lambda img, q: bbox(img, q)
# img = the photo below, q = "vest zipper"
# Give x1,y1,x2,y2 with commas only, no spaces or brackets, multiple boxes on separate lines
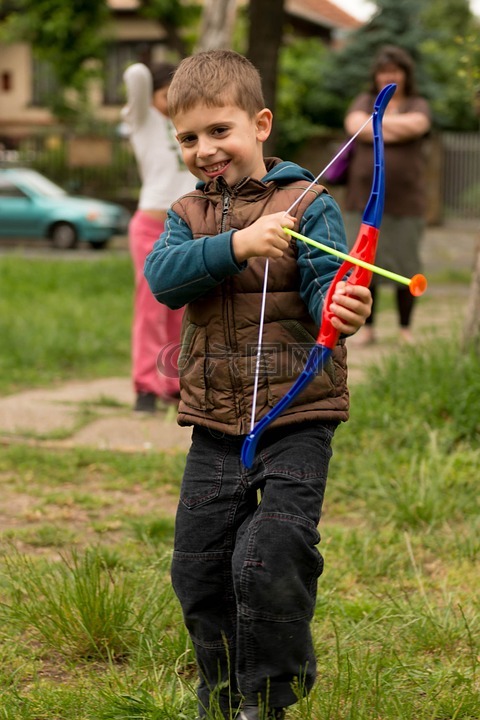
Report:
221,191,230,232
219,188,241,419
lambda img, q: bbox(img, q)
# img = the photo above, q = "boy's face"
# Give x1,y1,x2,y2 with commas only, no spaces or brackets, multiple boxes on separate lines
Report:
174,103,272,185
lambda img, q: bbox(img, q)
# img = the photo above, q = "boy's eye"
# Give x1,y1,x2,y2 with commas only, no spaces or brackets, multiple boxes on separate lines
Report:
212,126,229,136
179,135,196,146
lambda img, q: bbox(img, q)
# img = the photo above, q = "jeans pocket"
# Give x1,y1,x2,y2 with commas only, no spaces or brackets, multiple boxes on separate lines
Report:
179,427,225,509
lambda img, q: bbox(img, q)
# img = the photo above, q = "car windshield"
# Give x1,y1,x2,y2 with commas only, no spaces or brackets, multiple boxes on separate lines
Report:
17,171,67,198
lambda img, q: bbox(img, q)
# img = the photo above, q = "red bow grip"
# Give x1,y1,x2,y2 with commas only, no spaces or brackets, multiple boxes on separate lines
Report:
317,223,379,350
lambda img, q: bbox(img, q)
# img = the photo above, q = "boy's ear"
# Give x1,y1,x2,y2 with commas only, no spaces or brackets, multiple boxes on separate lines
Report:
255,108,273,142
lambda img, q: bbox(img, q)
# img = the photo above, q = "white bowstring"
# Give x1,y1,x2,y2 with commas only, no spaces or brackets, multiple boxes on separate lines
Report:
285,113,374,216
249,113,374,432
250,257,269,430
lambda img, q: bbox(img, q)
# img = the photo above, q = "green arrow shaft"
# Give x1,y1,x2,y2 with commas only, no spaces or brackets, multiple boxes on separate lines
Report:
285,227,411,287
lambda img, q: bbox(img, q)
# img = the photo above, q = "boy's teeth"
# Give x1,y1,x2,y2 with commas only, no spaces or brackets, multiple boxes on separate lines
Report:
207,162,226,172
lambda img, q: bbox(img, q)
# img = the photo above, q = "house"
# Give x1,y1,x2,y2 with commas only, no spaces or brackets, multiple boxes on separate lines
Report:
0,0,361,146
285,0,361,43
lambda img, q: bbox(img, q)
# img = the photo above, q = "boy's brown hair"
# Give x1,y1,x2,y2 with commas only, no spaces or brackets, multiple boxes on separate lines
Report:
168,50,266,119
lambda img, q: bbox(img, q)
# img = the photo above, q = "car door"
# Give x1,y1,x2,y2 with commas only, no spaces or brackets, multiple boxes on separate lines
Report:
0,177,43,237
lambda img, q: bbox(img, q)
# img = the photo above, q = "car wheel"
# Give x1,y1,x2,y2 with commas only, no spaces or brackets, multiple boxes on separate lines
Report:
51,222,78,250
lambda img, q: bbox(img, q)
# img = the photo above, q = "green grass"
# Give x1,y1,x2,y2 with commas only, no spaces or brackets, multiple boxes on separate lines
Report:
0,255,133,394
0,341,477,718
0,257,478,718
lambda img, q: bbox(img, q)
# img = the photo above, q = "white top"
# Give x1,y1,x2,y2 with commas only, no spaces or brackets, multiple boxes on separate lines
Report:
122,63,196,211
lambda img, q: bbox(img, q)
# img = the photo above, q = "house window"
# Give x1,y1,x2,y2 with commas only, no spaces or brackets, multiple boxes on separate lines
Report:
31,42,168,107
104,41,159,105
1,72,12,91
31,57,60,107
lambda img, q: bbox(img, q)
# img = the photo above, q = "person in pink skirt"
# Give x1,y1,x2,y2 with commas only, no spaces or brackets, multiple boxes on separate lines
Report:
123,61,196,412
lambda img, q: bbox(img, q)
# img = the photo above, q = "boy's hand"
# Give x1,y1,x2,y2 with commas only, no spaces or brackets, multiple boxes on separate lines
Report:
328,281,372,336
232,212,296,263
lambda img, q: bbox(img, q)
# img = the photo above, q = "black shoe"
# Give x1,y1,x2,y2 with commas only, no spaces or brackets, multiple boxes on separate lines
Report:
134,392,157,413
239,707,285,720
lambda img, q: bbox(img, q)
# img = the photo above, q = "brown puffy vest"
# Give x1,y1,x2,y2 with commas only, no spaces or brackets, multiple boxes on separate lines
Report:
171,164,349,435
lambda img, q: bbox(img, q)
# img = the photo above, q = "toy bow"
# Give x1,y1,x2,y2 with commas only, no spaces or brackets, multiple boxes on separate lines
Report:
241,83,397,469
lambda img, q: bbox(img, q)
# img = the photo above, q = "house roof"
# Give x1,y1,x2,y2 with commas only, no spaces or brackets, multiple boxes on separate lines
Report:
107,0,362,31
287,0,362,30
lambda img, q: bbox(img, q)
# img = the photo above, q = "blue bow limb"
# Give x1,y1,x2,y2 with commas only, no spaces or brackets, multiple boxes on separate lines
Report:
241,83,397,469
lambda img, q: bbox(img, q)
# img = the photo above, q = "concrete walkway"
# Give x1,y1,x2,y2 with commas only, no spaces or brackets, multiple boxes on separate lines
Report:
0,221,476,453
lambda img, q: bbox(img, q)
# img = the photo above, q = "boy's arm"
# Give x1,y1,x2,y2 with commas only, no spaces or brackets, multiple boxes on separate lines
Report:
296,193,372,333
296,193,349,324
144,209,246,309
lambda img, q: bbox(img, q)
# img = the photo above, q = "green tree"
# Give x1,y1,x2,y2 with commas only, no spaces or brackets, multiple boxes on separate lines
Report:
420,1,480,129
274,0,480,153
327,0,480,130
276,38,337,156
331,0,426,98
421,0,471,35
275,0,429,151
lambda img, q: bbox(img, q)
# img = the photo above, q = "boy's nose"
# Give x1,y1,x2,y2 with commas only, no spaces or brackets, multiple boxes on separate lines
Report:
197,136,216,158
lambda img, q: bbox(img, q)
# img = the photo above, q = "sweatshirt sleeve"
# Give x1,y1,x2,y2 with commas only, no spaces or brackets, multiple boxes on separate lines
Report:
144,209,246,309
296,192,348,326
122,63,151,130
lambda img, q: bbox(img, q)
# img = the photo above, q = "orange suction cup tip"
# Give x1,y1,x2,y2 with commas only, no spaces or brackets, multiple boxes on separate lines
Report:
409,274,427,296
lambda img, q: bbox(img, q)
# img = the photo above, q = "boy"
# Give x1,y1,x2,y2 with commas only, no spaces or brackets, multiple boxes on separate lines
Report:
144,51,372,720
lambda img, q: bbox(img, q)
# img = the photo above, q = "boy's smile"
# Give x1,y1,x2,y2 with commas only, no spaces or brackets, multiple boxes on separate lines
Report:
174,103,272,186
202,159,230,178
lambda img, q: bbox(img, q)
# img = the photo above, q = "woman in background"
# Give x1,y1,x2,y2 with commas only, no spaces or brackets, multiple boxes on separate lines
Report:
123,61,195,412
344,45,431,345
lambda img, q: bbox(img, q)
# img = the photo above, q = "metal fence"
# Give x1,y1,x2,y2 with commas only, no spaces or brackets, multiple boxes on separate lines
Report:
442,132,480,220
3,130,480,221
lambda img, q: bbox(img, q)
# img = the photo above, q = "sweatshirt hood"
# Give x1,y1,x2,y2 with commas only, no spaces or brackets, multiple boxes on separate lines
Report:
195,158,316,193
262,157,316,185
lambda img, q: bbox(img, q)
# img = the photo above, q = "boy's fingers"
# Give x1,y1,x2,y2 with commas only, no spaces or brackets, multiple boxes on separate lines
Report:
331,294,367,313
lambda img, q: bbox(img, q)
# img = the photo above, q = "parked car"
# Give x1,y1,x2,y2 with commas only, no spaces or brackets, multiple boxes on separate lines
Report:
0,167,130,249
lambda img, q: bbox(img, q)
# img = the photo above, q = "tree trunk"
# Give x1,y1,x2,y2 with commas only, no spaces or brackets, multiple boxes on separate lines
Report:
246,0,286,153
197,0,238,51
462,238,480,354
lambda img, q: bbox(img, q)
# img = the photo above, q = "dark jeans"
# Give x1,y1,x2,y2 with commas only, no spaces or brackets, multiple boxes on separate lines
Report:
171,421,337,718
